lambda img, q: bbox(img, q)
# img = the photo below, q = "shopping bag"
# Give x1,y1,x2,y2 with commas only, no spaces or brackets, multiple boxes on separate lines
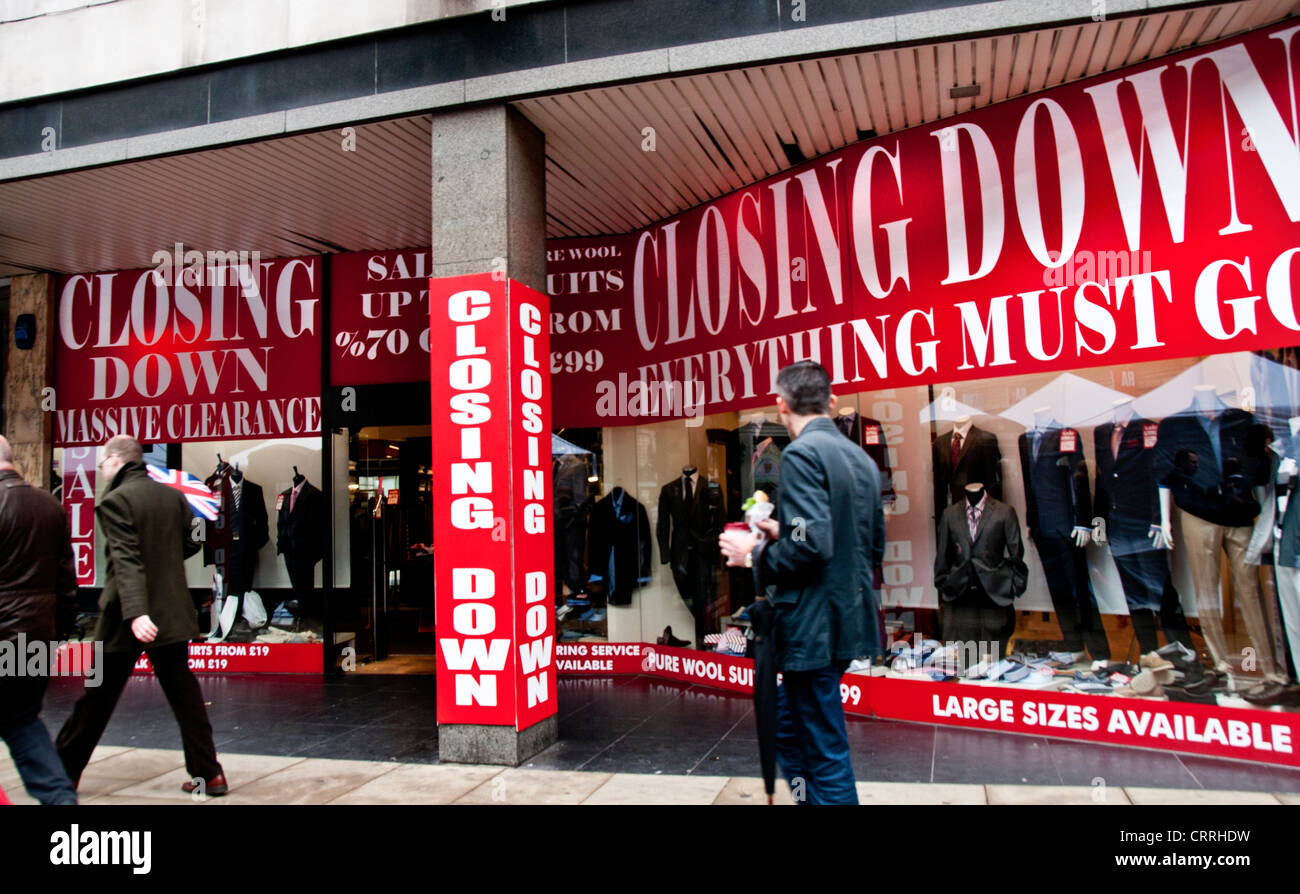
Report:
242,591,267,629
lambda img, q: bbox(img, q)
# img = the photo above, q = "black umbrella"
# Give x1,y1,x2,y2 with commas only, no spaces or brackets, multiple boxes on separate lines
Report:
748,542,778,804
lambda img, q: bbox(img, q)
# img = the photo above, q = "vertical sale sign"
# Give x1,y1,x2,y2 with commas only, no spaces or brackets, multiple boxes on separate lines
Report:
61,447,98,586
429,275,555,731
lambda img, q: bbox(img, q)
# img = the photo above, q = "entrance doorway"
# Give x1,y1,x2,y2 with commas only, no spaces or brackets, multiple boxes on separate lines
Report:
343,425,436,672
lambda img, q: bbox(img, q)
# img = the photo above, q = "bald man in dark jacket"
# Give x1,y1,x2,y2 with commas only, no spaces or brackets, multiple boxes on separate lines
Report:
0,435,79,804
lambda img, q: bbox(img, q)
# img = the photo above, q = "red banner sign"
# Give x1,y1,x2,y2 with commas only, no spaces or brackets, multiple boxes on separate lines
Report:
869,677,1299,768
329,249,431,386
556,642,646,673
430,275,556,730
550,23,1300,426
554,642,1298,767
53,255,322,446
130,642,323,674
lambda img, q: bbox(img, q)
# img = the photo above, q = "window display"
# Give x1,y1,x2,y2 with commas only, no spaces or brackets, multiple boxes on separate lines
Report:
181,438,333,647
568,350,1300,712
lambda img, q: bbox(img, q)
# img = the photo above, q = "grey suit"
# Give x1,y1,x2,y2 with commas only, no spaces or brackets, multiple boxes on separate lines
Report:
935,496,1027,660
935,496,1028,606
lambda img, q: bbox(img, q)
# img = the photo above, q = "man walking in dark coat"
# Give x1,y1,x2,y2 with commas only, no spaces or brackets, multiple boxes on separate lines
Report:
56,436,228,796
0,435,79,804
719,362,883,805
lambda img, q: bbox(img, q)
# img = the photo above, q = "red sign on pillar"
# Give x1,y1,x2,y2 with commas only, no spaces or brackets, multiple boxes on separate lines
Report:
429,274,556,730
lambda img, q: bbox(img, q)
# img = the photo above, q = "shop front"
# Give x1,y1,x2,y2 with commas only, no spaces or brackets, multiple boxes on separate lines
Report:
539,21,1300,769
43,20,1300,768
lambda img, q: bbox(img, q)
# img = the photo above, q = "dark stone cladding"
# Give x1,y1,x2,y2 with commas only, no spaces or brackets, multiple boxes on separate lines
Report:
0,0,992,159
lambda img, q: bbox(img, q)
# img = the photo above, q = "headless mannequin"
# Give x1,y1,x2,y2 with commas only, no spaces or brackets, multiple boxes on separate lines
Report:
1156,386,1219,547
951,482,1010,664
1104,397,1192,652
1029,407,1091,548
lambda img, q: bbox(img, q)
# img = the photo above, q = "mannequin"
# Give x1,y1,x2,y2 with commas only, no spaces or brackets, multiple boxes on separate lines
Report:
1019,407,1110,660
935,482,1027,667
276,467,326,621
589,484,651,606
1094,397,1192,654
1154,385,1283,683
658,464,724,647
834,406,895,506
932,415,1002,529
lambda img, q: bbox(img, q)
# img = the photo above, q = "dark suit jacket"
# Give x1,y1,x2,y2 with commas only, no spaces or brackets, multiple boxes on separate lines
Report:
93,462,203,653
203,478,269,591
934,496,1028,607
589,489,652,605
1153,405,1266,527
1018,424,1091,539
1094,418,1161,526
755,417,884,671
656,475,724,570
0,468,78,644
933,426,1002,525
834,411,894,498
276,481,326,564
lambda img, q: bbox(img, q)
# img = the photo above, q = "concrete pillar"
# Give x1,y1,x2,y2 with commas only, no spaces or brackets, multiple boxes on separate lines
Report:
4,273,55,486
431,105,557,765
432,105,546,290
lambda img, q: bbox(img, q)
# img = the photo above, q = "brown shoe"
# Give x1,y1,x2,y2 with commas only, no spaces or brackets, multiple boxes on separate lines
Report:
181,773,229,796
1243,681,1300,707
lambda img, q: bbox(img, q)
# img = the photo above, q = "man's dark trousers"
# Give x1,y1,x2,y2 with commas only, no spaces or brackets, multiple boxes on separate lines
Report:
56,642,222,784
0,676,77,804
775,660,857,805
1034,533,1110,659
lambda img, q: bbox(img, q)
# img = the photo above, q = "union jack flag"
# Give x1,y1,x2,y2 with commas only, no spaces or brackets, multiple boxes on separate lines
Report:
146,465,220,520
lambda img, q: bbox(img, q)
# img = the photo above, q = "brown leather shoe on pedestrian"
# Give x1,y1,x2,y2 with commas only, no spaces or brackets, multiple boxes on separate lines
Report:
181,773,229,796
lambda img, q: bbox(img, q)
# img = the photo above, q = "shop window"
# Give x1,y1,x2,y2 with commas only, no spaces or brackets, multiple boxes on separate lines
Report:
563,347,1300,711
